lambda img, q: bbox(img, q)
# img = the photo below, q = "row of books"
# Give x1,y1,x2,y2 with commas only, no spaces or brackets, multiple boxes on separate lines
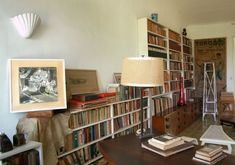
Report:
114,110,147,131
183,45,192,54
58,143,100,165
3,149,39,165
147,20,166,37
170,61,182,70
183,55,193,63
170,81,180,91
184,72,193,80
164,83,170,93
169,30,181,43
183,37,192,47
170,71,181,81
186,89,195,101
141,134,194,157
184,63,194,70
148,34,167,48
192,144,226,164
69,106,111,128
119,86,143,100
152,97,172,116
172,92,180,107
169,40,181,52
170,52,181,61
148,49,167,58
64,121,111,152
113,99,142,116
184,79,194,88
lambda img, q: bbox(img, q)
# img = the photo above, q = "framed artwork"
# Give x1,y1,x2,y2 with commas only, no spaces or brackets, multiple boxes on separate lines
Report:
194,38,226,97
9,59,67,113
113,73,121,84
65,69,99,99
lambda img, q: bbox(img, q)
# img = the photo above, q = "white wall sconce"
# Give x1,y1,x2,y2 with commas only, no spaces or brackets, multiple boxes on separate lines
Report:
11,13,41,38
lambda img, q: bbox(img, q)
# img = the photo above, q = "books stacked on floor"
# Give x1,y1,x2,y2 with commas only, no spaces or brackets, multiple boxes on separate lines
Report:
141,134,194,157
192,144,227,164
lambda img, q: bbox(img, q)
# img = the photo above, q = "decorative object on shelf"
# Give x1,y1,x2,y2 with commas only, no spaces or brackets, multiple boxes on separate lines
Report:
11,13,41,38
0,132,13,153
177,77,186,106
182,28,187,36
151,13,158,22
9,59,67,113
13,133,26,147
121,57,164,139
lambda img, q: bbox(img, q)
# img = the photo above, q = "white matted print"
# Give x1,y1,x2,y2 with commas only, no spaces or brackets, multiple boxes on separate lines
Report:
9,59,67,112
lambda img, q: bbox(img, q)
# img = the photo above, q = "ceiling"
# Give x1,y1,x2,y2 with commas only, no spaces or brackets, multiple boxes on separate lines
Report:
168,0,235,25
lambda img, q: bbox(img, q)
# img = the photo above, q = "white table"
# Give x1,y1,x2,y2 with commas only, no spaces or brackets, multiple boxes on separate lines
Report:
200,125,235,154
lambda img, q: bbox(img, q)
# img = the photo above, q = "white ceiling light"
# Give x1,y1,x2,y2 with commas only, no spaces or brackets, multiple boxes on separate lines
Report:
11,13,41,38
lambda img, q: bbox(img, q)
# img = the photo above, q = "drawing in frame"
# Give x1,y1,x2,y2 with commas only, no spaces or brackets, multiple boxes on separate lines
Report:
9,59,67,113
113,73,121,84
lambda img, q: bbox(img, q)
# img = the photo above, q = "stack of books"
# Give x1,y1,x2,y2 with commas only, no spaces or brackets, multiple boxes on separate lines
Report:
141,134,194,157
192,144,227,164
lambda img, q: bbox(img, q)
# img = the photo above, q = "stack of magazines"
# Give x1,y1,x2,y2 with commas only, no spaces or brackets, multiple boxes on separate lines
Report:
192,144,227,164
141,134,194,157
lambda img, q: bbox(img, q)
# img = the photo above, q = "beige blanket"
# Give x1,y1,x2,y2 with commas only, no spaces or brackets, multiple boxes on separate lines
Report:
16,112,72,165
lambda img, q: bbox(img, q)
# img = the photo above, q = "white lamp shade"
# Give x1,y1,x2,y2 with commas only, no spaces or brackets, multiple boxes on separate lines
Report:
121,57,164,87
11,13,41,38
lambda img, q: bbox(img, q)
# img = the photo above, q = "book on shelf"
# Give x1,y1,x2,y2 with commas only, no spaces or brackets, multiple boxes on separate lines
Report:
141,141,194,157
148,138,184,150
192,153,227,165
151,134,182,145
196,144,223,157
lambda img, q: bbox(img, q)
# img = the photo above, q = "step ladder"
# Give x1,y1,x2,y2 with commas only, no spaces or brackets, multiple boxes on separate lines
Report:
202,62,218,121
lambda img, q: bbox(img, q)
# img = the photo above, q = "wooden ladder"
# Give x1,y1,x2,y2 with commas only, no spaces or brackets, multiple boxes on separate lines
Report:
202,62,218,121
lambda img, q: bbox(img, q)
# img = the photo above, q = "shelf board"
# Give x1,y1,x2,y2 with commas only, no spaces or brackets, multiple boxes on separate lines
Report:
84,155,103,165
0,141,41,160
148,30,166,39
169,49,181,53
169,59,182,63
169,38,181,44
148,43,167,50
183,44,192,48
183,52,192,56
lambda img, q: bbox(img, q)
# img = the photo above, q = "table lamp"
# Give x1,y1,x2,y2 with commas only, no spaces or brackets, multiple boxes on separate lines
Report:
121,57,164,139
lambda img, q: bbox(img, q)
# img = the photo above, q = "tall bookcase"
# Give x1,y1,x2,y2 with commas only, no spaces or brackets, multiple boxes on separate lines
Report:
137,17,199,136
137,17,195,100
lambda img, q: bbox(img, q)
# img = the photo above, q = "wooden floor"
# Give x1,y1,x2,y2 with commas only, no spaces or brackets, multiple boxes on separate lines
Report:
179,116,235,156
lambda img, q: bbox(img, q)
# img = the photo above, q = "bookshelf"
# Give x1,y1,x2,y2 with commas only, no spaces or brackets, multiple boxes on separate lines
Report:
0,141,43,165
137,17,195,101
58,92,150,165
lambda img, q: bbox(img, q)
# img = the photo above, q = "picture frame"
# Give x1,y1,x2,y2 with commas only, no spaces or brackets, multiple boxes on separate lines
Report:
65,69,99,99
113,73,121,84
9,59,67,113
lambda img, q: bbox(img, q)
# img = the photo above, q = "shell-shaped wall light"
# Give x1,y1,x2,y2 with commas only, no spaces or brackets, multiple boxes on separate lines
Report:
11,13,41,38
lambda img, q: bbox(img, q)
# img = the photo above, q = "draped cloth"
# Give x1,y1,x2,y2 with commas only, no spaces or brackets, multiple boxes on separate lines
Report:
16,112,72,165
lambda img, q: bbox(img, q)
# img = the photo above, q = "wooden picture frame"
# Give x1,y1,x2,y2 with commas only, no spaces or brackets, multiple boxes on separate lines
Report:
113,73,121,84
65,69,99,99
9,59,67,113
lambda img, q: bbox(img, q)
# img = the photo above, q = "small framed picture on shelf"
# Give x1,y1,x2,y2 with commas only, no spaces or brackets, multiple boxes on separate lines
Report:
113,73,121,84
9,59,67,113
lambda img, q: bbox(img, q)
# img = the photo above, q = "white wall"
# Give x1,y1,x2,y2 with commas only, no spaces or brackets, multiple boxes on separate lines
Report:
0,0,184,139
187,22,235,93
